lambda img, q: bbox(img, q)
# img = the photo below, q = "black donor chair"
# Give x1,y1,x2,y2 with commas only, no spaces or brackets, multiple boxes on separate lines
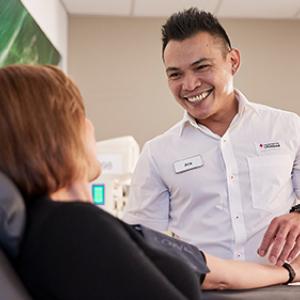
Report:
0,172,32,299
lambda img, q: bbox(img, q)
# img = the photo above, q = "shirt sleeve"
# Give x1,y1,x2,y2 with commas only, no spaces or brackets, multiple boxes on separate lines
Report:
292,114,300,199
122,142,170,231
21,203,193,300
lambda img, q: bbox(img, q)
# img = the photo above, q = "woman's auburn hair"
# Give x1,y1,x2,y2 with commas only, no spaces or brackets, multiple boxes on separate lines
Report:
0,64,87,199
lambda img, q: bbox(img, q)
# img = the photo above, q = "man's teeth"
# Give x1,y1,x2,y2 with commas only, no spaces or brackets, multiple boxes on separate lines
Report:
186,91,210,103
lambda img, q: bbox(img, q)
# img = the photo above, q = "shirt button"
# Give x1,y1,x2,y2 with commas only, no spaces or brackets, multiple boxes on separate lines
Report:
230,175,234,180
235,215,239,219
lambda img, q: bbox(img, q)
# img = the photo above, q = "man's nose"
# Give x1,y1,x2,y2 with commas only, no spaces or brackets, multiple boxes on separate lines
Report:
182,73,201,91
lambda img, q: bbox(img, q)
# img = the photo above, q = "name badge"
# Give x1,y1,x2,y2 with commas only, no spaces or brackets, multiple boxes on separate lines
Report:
256,141,281,154
174,155,204,174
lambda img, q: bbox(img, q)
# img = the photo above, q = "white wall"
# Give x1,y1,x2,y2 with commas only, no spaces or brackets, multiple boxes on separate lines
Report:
21,0,69,70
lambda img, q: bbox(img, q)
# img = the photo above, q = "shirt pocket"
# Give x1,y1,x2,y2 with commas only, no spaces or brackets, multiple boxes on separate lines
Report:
247,154,293,211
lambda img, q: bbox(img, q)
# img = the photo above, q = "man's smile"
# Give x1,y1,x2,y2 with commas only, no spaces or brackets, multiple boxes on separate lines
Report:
183,88,213,104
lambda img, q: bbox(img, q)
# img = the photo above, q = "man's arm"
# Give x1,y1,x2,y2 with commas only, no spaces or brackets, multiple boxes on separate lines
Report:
258,114,300,266
122,142,170,231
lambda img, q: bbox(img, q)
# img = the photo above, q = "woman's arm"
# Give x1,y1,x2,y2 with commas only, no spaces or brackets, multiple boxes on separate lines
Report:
203,253,300,290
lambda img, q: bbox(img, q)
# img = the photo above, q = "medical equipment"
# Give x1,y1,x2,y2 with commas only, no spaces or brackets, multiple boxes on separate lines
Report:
90,136,140,218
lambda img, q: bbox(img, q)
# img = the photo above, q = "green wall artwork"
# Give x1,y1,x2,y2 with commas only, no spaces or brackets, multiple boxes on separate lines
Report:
0,0,61,67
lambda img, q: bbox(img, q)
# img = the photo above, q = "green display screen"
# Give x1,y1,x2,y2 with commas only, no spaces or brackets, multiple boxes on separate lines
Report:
92,184,105,205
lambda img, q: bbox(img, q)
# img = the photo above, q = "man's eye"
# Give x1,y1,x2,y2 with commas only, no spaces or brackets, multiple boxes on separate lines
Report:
196,65,210,71
168,73,181,79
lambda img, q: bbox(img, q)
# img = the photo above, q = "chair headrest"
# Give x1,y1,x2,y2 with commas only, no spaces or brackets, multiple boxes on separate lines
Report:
0,172,25,257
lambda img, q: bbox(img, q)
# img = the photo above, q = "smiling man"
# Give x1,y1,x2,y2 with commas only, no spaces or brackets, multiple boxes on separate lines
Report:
164,30,239,137
123,8,300,266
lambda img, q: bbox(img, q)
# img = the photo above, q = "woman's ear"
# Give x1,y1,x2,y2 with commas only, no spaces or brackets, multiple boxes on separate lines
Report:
229,48,241,75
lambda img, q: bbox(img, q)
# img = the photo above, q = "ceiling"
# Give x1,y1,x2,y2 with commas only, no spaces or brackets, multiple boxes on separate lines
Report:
61,0,300,19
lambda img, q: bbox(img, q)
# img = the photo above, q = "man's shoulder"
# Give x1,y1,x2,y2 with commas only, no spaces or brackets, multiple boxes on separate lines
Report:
250,102,299,120
145,120,183,147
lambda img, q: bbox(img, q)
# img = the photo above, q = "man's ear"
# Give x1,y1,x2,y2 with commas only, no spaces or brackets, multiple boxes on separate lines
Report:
229,48,241,75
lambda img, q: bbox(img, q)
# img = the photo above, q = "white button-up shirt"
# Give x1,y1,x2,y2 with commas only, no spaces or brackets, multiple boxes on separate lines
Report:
123,90,300,263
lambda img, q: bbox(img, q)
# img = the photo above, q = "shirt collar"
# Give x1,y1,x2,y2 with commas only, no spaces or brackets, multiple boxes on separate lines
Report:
235,89,259,116
178,89,259,136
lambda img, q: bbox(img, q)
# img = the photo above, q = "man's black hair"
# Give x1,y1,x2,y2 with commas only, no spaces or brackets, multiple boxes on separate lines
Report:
161,8,232,55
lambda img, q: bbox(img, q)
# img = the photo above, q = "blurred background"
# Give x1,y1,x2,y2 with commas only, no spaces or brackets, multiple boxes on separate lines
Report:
17,0,300,147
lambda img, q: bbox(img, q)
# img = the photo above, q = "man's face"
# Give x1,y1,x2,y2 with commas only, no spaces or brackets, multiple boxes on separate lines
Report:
163,32,240,124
